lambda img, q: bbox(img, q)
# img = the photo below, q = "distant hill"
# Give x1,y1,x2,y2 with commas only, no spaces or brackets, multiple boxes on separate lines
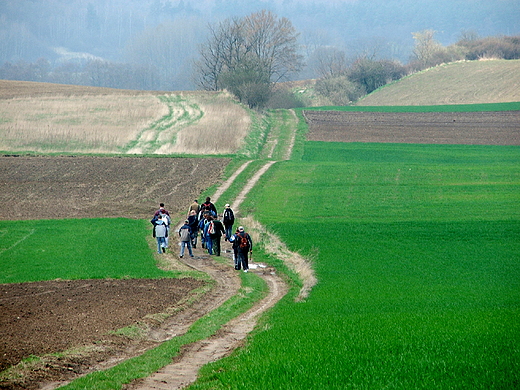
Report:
356,60,520,106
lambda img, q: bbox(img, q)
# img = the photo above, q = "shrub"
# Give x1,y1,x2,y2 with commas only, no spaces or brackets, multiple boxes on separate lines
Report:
456,35,520,60
348,58,407,94
315,75,365,105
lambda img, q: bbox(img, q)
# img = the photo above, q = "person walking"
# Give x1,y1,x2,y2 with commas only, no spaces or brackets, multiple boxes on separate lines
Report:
236,226,252,272
187,210,199,248
230,228,241,270
154,203,170,249
209,215,226,256
203,215,214,255
154,203,170,217
222,204,235,241
188,200,200,216
151,214,168,254
201,197,217,216
178,220,194,258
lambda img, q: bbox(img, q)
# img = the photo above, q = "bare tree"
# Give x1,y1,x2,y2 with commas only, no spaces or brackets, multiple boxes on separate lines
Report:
411,29,444,68
313,47,349,78
194,10,303,108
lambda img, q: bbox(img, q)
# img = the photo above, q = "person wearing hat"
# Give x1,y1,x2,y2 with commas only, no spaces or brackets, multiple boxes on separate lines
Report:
235,226,252,272
222,203,235,241
178,220,194,258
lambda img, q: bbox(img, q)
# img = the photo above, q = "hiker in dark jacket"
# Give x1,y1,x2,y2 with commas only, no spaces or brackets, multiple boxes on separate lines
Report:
201,196,217,216
187,210,199,248
209,216,226,256
222,204,235,241
235,226,253,272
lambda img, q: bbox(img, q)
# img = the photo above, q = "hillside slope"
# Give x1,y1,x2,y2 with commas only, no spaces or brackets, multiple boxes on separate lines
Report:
356,60,520,106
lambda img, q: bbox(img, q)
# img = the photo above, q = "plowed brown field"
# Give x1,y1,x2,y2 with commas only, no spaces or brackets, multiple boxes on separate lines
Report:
304,110,520,145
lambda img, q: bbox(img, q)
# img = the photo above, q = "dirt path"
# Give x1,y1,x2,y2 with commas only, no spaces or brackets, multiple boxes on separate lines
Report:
126,159,287,390
232,161,276,211
123,109,308,390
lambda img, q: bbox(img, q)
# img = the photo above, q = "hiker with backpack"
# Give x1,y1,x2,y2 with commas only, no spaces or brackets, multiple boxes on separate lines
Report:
153,203,170,249
201,197,217,217
151,214,168,254
235,226,253,272
230,228,240,270
208,215,226,256
222,204,235,241
178,220,194,258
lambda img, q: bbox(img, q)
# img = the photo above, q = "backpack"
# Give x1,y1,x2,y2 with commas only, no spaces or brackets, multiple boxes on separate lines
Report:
180,227,190,241
208,221,215,235
224,208,234,224
160,213,170,226
239,233,249,249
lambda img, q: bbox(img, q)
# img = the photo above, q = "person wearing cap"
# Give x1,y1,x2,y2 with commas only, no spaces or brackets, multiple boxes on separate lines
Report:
236,226,252,272
178,220,194,258
222,203,235,241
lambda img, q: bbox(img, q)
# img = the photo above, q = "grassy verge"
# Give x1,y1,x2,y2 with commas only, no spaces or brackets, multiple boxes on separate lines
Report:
212,160,269,213
188,142,520,389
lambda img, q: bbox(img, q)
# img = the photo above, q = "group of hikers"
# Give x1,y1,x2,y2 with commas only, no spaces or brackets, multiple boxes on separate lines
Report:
150,198,253,272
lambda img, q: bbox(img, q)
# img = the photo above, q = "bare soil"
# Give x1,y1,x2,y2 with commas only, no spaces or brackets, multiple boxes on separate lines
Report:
0,155,228,221
303,110,520,145
0,278,205,374
0,155,230,389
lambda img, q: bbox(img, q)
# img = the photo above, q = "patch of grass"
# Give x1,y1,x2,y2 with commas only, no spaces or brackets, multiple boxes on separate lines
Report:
189,142,520,389
212,160,268,213
356,59,520,106
301,101,520,112
0,218,181,283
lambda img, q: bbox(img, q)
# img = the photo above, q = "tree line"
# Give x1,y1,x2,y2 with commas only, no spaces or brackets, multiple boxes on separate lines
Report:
1,9,518,108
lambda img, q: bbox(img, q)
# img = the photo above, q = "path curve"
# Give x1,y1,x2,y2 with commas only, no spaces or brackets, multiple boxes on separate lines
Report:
127,160,287,390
